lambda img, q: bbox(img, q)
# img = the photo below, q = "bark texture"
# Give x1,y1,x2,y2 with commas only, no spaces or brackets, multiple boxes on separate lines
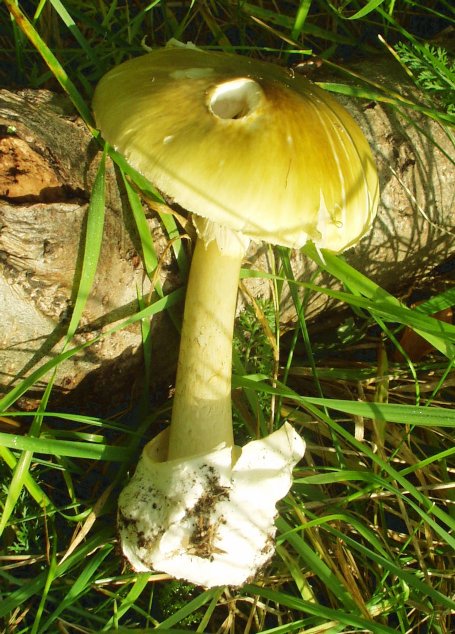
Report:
0,60,453,412
0,89,178,411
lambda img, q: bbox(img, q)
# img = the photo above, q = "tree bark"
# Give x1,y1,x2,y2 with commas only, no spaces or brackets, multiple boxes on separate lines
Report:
0,89,179,412
0,60,453,412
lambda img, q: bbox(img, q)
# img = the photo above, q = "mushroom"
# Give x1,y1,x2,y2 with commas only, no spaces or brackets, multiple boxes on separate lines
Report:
93,47,379,588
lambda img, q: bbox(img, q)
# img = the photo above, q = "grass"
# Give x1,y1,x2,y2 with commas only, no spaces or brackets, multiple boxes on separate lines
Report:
1,1,454,632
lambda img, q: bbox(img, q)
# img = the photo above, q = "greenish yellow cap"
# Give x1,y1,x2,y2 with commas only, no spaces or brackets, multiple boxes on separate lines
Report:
93,47,378,252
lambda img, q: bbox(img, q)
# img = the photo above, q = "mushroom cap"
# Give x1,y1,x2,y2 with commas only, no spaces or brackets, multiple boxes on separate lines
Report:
93,47,378,251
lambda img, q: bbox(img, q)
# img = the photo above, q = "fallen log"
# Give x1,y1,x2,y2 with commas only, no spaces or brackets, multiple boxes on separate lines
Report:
0,59,453,412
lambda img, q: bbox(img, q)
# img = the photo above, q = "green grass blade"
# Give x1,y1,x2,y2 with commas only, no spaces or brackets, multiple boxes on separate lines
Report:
31,524,58,634
0,432,130,461
156,588,221,630
276,517,358,611
0,445,49,536
280,510,389,558
40,545,113,632
64,147,106,346
290,0,312,41
233,376,455,426
0,529,112,618
346,0,386,20
327,524,455,611
46,0,101,71
122,174,162,291
3,0,93,123
300,397,455,427
416,286,455,314
108,148,189,278
304,244,455,357
101,572,154,631
0,446,51,509
243,583,399,633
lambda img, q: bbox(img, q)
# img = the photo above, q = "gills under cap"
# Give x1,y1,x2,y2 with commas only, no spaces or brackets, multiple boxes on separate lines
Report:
93,47,379,252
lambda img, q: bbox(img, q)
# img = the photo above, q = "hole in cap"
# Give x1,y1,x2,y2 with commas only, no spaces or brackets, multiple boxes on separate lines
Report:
209,78,263,120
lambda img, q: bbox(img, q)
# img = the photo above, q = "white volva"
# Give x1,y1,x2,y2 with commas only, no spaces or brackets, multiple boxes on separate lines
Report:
118,423,305,588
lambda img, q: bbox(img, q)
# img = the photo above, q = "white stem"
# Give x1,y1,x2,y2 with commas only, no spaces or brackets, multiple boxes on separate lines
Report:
167,236,244,460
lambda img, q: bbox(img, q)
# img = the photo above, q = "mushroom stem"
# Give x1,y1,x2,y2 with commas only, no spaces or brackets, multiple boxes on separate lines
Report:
167,235,246,460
